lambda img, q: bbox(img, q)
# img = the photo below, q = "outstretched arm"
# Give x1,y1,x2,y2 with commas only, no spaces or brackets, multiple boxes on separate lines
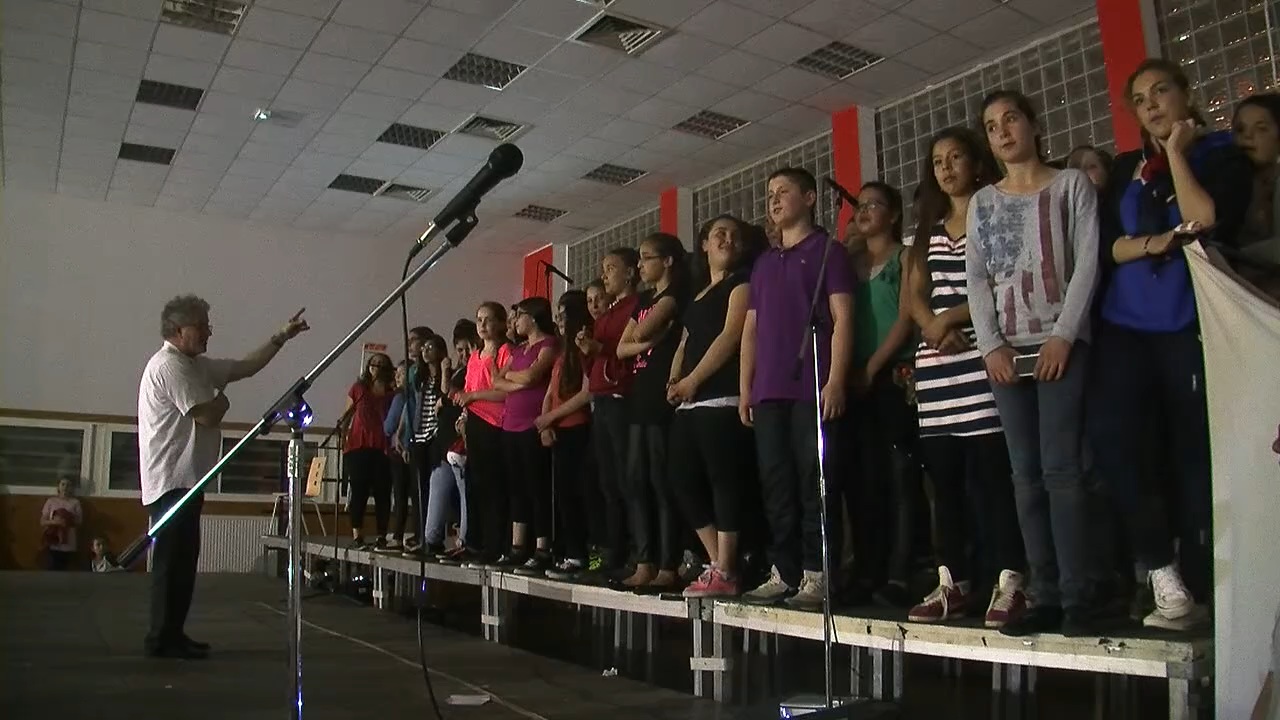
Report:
226,309,311,384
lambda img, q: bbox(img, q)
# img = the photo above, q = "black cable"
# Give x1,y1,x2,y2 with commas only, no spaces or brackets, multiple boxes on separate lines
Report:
400,247,445,720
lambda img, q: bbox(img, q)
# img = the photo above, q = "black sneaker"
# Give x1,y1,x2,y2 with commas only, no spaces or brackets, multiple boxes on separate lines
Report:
490,550,527,571
999,605,1064,637
545,558,585,581
873,582,912,609
1061,606,1098,638
376,539,402,554
513,551,552,577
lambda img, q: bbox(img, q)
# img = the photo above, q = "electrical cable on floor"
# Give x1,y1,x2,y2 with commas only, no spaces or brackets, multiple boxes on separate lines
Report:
400,248,445,720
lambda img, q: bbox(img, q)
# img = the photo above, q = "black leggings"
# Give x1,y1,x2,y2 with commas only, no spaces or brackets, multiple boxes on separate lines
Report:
591,397,630,569
502,428,552,539
345,448,390,538
848,370,922,587
921,432,1025,589
552,423,592,560
626,423,680,570
668,406,752,533
465,414,508,557
390,452,414,540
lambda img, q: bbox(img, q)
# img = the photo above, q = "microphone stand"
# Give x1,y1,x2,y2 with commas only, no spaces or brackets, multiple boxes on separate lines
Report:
116,213,473,720
792,232,837,713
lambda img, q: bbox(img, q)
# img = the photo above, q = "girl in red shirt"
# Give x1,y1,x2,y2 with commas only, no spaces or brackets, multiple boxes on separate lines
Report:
343,352,395,550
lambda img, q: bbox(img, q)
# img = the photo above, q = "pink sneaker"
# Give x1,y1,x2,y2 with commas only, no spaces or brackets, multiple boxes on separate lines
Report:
984,569,1028,629
908,566,970,623
683,568,739,598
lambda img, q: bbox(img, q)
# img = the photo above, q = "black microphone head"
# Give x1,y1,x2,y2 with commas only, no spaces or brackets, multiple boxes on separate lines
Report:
490,143,524,179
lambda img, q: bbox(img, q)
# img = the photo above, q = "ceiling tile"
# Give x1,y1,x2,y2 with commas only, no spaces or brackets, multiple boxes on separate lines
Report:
681,3,776,46
190,113,256,140
534,41,627,81
74,40,148,76
269,182,328,205
4,143,59,167
236,7,326,50
535,154,599,177
198,90,265,118
181,132,240,158
249,207,303,224
503,0,599,37
805,80,878,110
612,146,679,172
697,49,785,87
144,54,219,88
755,66,834,102
719,121,795,151
106,188,162,206
165,167,223,188
249,122,321,149
203,202,254,219
788,0,887,37
642,33,730,72
289,152,356,175
310,23,398,63
70,67,139,99
898,0,999,31
727,0,813,17
712,90,788,121
82,0,165,20
599,60,684,96
277,166,337,186
1005,0,1093,24
154,193,206,210
760,102,830,131
211,67,289,99
238,140,305,164
223,39,305,75
308,132,374,156
293,52,372,88
67,92,134,123
3,105,62,131
399,102,474,132
61,136,121,160
473,24,560,66
640,129,712,156
419,79,499,112
2,29,75,66
380,39,464,76
590,117,666,146
226,157,289,181
359,142,425,166
275,79,354,112
624,96,699,127
430,0,518,19
60,182,109,200
846,12,936,56
742,21,829,64
537,106,614,137
607,0,712,27
658,75,738,107
3,163,57,191
331,0,424,34
562,83,651,116
131,103,197,131
503,69,583,105
896,33,983,74
4,0,78,36
403,8,495,51
563,136,632,162
951,6,1041,49
843,58,929,96
255,0,341,19
394,167,458,188
77,9,156,49
65,115,127,141
431,133,498,161
321,112,388,138
482,93,556,124
151,24,233,62
217,174,277,196
356,66,436,99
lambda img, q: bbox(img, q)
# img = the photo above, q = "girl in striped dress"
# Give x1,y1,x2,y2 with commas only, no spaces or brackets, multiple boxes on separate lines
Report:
904,127,1027,628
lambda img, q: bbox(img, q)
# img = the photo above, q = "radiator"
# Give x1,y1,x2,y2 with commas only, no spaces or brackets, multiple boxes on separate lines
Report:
197,515,271,573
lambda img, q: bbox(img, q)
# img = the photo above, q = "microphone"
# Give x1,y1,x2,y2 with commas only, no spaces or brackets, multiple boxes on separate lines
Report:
823,176,859,209
539,259,574,285
415,143,524,250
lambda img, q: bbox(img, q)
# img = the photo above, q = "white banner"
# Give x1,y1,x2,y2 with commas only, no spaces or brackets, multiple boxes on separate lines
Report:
1185,244,1280,719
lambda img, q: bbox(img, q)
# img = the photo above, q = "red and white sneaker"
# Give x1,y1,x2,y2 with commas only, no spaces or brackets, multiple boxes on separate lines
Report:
908,566,970,623
683,567,740,598
984,569,1027,629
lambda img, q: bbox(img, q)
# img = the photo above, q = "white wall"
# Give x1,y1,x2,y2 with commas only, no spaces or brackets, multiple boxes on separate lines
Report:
0,189,519,424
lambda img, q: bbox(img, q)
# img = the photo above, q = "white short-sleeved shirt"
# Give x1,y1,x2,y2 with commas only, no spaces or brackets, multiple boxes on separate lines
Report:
138,342,236,506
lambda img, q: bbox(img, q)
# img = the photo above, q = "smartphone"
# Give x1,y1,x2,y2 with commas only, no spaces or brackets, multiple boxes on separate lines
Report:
1013,353,1038,378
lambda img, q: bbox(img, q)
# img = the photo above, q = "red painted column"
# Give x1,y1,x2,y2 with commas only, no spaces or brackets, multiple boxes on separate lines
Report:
830,106,862,242
1097,0,1148,152
522,244,553,298
659,187,679,235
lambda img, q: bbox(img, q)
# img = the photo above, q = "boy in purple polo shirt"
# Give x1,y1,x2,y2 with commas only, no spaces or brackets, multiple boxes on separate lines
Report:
739,167,855,609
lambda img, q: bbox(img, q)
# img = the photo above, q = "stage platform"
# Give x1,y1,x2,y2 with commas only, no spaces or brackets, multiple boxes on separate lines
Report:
1,570,761,720
263,535,1214,719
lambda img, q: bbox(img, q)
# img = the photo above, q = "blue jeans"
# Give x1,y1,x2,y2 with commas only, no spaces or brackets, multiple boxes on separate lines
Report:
989,342,1090,609
424,461,466,546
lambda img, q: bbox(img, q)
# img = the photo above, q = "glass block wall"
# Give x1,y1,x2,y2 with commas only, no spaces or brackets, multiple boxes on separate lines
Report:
692,134,837,233
875,20,1112,225
565,206,661,288
1157,0,1279,128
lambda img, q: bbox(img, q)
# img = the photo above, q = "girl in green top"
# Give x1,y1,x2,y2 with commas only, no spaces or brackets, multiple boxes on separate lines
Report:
845,180,923,608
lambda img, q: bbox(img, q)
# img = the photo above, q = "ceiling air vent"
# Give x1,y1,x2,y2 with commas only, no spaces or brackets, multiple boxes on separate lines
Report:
574,14,666,57
377,183,432,203
118,142,176,165
161,0,249,36
583,162,647,186
794,41,884,81
515,205,569,223
442,53,527,91
137,79,204,111
328,174,384,194
378,123,446,151
673,110,750,140
457,115,526,142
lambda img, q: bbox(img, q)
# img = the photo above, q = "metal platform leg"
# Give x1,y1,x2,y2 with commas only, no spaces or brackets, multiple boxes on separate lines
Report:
871,648,885,700
892,645,904,700
1168,677,1196,720
480,580,503,643
992,663,1006,694
850,646,863,698
711,619,727,702
372,566,386,610
692,616,705,698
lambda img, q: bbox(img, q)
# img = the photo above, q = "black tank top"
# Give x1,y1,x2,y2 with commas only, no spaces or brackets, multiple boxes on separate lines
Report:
680,272,748,402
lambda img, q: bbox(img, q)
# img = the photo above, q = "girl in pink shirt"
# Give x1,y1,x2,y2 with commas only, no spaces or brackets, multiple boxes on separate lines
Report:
456,302,513,565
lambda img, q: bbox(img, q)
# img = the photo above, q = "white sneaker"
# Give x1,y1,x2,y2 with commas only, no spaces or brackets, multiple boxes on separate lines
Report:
741,565,794,605
1146,564,1194,622
784,570,826,610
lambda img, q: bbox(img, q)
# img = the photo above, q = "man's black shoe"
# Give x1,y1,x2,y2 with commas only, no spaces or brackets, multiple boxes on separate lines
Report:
999,605,1064,637
182,635,211,652
147,643,209,660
